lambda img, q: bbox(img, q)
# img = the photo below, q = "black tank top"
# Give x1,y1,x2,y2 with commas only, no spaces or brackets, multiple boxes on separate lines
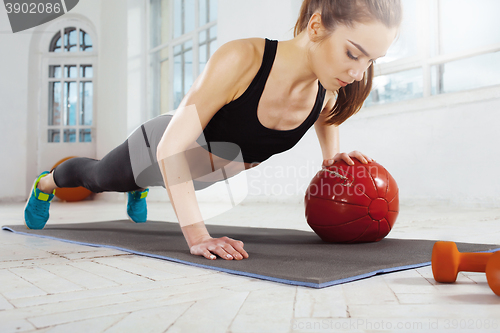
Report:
199,38,326,164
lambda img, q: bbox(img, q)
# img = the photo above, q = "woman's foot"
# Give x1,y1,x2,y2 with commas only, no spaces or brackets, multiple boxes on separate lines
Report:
24,172,55,229
127,188,149,223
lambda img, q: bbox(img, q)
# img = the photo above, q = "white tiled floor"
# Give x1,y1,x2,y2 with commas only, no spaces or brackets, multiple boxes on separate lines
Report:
1,197,500,333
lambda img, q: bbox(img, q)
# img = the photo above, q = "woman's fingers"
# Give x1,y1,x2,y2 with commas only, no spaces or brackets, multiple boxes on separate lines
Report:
334,152,354,165
348,151,374,164
201,249,217,260
326,151,374,167
322,159,334,167
193,237,249,260
352,151,368,164
218,240,248,260
229,239,249,259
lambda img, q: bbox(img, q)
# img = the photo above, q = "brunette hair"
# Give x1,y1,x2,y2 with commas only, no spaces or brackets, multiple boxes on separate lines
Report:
294,0,403,125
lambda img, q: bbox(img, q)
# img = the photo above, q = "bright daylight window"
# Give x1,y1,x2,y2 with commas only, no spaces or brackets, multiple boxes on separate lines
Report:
149,0,218,116
47,27,94,143
365,0,500,107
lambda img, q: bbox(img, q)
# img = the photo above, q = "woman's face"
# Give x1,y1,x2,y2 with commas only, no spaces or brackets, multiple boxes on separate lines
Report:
309,19,398,91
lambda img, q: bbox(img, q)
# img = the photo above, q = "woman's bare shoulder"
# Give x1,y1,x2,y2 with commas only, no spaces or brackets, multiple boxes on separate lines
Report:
219,38,265,60
203,38,266,103
210,39,264,70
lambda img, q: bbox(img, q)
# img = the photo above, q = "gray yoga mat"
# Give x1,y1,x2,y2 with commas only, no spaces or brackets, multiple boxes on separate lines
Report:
3,221,499,288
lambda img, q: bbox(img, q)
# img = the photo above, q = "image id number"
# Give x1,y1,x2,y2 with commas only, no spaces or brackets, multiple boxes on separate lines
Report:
5,2,62,14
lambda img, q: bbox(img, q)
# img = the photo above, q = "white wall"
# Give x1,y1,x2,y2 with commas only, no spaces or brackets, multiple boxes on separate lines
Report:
0,7,31,202
96,0,128,157
0,0,130,201
342,88,500,207
127,0,148,136
218,0,301,46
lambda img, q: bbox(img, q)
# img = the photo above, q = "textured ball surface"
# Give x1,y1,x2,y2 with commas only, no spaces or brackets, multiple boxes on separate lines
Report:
304,160,399,243
52,156,92,202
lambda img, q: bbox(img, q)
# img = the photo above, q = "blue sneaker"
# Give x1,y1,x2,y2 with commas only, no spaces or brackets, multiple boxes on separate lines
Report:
24,172,55,230
127,188,149,223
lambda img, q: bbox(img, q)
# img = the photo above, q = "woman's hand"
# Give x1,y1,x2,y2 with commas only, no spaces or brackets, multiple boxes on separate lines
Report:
323,151,374,167
189,236,249,260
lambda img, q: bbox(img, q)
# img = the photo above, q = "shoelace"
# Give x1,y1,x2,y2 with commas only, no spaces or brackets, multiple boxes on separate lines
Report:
33,196,49,217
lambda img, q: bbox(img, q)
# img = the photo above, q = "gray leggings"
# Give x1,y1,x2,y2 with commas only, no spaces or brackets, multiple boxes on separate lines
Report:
53,115,220,192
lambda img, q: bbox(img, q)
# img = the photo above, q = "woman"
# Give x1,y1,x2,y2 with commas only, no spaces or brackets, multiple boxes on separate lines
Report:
25,0,402,261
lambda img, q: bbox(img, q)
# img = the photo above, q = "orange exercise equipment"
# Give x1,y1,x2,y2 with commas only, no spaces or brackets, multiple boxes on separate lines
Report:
432,241,492,283
51,156,92,202
432,241,500,296
486,251,500,296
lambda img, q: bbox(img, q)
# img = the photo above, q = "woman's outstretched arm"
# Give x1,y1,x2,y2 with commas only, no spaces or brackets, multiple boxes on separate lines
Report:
157,40,261,260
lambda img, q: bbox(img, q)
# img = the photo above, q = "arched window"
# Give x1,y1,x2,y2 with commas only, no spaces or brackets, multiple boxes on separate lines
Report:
46,26,95,143
49,27,93,53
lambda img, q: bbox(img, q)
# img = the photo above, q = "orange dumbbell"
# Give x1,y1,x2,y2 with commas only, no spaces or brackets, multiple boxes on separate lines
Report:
486,251,500,296
432,241,493,283
432,241,500,296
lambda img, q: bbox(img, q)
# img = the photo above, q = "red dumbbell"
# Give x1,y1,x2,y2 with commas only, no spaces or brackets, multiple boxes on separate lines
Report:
432,241,500,296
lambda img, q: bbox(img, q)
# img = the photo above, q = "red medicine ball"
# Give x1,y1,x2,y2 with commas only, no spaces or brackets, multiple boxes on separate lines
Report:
304,160,399,243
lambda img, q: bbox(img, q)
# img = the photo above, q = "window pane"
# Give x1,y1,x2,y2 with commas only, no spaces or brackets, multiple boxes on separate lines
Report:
49,65,61,78
80,29,93,52
65,65,77,78
64,129,76,143
150,51,161,117
184,0,195,34
199,43,207,74
160,58,170,115
432,52,500,95
184,41,193,96
199,0,208,26
209,25,217,40
209,0,217,22
377,0,418,64
49,82,61,126
48,130,60,143
209,25,217,54
80,65,93,78
199,29,207,44
64,82,77,126
80,81,93,126
209,39,217,57
150,0,170,48
439,0,500,55
79,129,92,142
173,45,183,108
150,48,170,117
174,0,182,38
49,31,62,52
174,0,195,38
199,27,217,76
199,0,216,26
365,68,423,106
173,40,193,109
64,27,77,52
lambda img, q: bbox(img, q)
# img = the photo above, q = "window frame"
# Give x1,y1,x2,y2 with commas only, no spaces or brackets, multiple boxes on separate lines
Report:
147,0,218,116
42,25,98,145
366,0,500,113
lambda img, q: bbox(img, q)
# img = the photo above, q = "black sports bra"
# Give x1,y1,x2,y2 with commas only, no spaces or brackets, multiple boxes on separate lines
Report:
198,38,326,164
